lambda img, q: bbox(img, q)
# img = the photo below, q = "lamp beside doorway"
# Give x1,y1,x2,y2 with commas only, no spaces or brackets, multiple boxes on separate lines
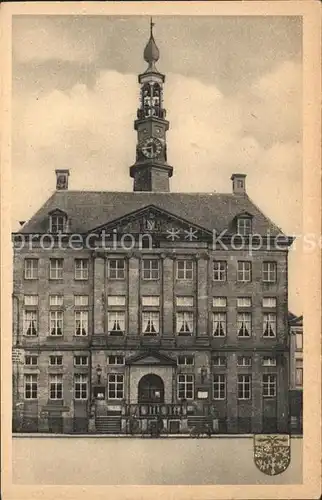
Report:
200,366,208,384
96,364,102,385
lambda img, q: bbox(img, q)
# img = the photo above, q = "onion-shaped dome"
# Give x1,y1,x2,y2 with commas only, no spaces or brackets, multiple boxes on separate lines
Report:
144,33,160,65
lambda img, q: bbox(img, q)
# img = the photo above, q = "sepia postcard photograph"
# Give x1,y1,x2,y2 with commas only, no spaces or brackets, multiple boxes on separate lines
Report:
1,2,321,500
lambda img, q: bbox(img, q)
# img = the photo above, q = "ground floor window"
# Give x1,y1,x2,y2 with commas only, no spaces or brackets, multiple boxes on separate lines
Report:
213,374,226,400
177,374,194,400
49,374,63,400
24,374,38,399
237,374,251,399
107,374,124,399
262,374,277,397
74,374,88,400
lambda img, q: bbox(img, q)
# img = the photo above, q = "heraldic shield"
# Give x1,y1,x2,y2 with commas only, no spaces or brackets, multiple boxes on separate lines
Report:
254,434,291,475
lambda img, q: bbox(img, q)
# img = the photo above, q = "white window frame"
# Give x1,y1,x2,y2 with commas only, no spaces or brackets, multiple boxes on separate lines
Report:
176,296,194,307
213,356,226,367
212,312,227,337
107,259,126,280
262,356,276,366
176,260,193,280
74,355,88,366
237,374,251,400
296,333,303,350
213,261,227,281
176,311,194,335
74,259,89,280
177,374,194,400
212,297,227,307
237,261,252,282
74,374,88,400
177,355,194,366
237,217,252,236
107,355,125,365
295,361,303,386
108,311,126,335
23,310,38,336
237,297,252,308
142,296,160,307
74,295,89,307
262,297,277,308
107,296,126,307
49,355,63,366
24,259,38,280
262,374,277,397
237,356,252,367
24,295,38,306
24,374,38,399
213,374,226,400
142,311,160,335
107,374,124,400
49,374,63,400
49,311,63,336
237,312,252,337
142,259,160,280
50,258,64,280
49,294,64,307
263,262,277,283
75,310,88,336
50,214,66,233
263,313,277,337
24,354,38,366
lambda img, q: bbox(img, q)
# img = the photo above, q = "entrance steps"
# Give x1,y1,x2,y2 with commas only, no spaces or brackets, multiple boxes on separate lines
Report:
95,416,121,434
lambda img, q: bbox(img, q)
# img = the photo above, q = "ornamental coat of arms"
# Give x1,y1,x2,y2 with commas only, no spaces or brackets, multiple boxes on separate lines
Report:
254,434,291,475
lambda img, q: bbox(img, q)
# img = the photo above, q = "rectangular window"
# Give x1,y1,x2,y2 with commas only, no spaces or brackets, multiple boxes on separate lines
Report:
262,356,276,366
296,333,303,350
74,374,88,400
74,259,89,280
107,296,126,307
49,355,63,366
262,297,277,308
212,312,226,337
237,218,252,236
24,374,37,399
49,311,63,336
295,360,303,386
237,261,252,282
107,374,124,399
74,355,88,366
213,261,227,281
50,258,64,280
50,215,66,233
24,295,38,306
75,311,88,336
212,297,227,307
263,374,277,397
24,259,38,280
49,374,63,400
263,262,277,283
237,312,251,337
142,259,159,280
74,295,89,307
213,374,226,400
176,312,194,335
176,260,193,280
24,355,38,366
177,355,194,366
263,313,276,337
237,356,252,367
108,259,125,280
237,374,251,400
237,297,252,308
23,310,38,336
142,311,160,335
176,296,194,307
49,294,63,307
108,311,125,335
107,355,125,365
142,296,160,307
177,374,194,400
213,356,226,367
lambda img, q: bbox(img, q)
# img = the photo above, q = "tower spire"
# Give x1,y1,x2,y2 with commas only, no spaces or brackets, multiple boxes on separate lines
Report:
129,20,173,192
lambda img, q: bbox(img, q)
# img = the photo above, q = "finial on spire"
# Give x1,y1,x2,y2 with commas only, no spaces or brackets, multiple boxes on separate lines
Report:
144,17,160,69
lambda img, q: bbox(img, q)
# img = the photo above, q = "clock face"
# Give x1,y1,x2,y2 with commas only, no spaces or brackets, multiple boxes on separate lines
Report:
140,137,162,159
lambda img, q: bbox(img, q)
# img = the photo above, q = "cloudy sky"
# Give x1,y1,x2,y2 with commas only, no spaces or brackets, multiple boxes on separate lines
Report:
12,15,302,313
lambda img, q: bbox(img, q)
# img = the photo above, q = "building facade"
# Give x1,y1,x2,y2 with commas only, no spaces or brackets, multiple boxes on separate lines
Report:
12,25,293,435
289,313,303,433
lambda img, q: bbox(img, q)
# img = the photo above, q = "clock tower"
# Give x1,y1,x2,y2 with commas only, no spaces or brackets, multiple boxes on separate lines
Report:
130,20,173,192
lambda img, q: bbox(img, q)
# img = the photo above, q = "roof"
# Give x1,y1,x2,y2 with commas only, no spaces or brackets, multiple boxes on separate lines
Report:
18,190,284,236
288,313,303,327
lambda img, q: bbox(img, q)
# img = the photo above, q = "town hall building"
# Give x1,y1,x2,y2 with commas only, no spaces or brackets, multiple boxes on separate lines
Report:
12,23,293,435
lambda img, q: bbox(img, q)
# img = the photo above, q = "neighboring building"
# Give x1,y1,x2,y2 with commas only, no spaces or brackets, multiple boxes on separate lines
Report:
12,24,294,435
289,313,303,433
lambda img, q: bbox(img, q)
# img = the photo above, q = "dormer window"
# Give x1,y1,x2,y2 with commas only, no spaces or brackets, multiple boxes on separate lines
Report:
49,210,68,233
236,214,253,236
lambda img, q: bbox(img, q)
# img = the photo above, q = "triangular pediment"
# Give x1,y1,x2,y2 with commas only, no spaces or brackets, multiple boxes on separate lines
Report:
88,204,212,241
126,350,177,366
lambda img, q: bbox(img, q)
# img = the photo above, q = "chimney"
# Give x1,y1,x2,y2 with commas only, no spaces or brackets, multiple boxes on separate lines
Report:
231,173,246,194
55,169,70,190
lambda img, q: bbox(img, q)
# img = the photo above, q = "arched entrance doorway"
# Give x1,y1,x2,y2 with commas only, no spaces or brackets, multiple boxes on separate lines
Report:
138,374,165,403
